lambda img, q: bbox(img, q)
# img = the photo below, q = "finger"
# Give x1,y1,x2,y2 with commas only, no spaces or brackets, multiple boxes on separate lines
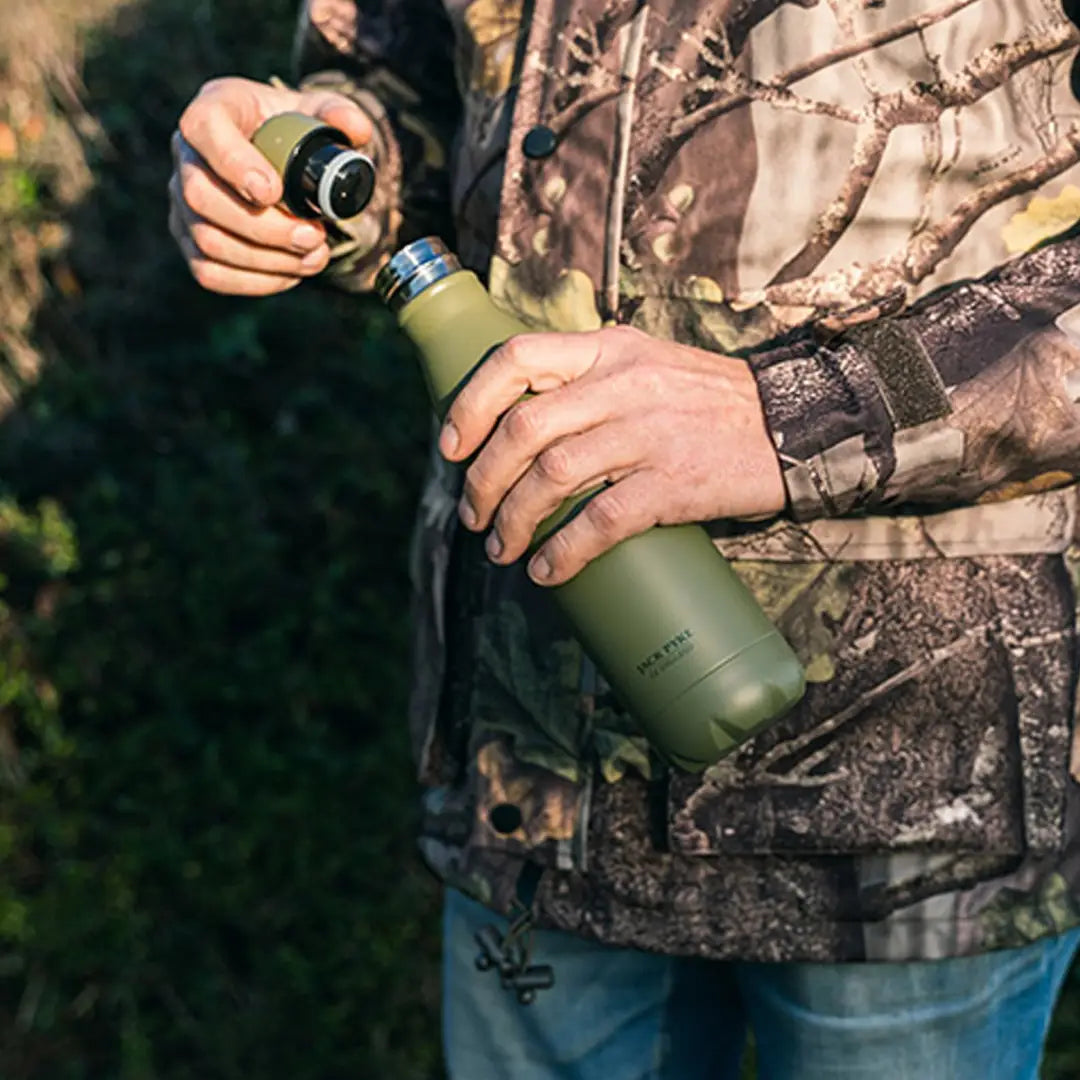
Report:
298,90,373,147
462,378,621,530
440,332,606,461
486,422,643,563
527,471,659,586
175,230,303,297
178,94,283,207
173,157,326,253
171,177,329,276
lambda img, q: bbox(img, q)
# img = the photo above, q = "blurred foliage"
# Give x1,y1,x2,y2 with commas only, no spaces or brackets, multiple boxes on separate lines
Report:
0,0,440,1077
0,0,1079,1078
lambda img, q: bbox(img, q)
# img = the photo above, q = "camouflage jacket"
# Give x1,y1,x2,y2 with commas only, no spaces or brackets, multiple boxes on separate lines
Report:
295,0,1080,961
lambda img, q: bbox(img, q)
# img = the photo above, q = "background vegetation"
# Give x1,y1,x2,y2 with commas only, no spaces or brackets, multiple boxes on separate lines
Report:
0,0,440,1076
0,0,1078,1077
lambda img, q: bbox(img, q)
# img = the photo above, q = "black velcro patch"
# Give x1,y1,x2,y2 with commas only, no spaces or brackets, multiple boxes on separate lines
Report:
845,321,952,430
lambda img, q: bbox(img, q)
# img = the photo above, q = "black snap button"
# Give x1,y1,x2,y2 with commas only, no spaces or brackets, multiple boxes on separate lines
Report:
522,125,558,160
490,803,524,835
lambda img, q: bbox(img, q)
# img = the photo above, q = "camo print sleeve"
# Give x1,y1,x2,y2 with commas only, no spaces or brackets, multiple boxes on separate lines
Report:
751,226,1080,520
291,0,462,291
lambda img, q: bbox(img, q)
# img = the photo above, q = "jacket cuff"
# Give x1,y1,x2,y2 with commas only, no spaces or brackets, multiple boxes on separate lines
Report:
749,322,955,521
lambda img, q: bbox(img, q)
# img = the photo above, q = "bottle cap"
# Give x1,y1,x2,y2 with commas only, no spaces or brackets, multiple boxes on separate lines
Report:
375,237,462,312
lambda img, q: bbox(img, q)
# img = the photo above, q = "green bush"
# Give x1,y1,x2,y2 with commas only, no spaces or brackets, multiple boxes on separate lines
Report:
0,0,441,1076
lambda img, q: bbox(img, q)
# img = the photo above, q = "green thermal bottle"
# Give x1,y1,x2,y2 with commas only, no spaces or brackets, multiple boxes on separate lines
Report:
375,238,806,770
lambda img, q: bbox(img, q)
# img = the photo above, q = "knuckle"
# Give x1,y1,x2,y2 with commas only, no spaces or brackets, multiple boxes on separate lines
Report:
177,102,209,145
536,444,573,486
504,400,542,444
498,334,529,371
198,77,251,104
464,459,493,501
188,221,224,260
584,491,626,537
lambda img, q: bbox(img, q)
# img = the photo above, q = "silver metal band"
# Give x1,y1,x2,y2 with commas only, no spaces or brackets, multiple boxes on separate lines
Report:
374,237,462,312
315,149,374,221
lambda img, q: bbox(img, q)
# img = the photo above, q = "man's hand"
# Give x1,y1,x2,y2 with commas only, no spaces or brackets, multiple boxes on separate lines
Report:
168,77,372,296
438,326,786,586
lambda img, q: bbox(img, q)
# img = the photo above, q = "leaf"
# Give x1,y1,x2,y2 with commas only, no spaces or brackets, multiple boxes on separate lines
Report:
1002,185,1080,254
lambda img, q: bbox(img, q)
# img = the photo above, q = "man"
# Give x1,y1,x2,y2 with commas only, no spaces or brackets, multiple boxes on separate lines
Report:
169,2,1080,1076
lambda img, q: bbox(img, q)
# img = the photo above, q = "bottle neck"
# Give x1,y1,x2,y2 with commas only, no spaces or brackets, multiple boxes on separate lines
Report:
375,238,462,314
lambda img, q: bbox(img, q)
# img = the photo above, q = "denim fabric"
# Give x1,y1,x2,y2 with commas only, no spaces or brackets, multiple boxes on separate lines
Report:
442,889,1080,1080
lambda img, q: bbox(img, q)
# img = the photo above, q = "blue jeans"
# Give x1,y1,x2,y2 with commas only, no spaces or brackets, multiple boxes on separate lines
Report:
443,889,1080,1079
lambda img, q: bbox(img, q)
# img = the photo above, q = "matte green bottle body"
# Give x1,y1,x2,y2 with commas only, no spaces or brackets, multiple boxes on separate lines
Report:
398,270,806,770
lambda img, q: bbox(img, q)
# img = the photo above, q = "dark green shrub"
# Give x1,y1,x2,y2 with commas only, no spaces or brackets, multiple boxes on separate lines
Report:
0,1,441,1076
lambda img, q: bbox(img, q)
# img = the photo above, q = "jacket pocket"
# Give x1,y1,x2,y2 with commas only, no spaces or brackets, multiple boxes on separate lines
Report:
667,555,1074,858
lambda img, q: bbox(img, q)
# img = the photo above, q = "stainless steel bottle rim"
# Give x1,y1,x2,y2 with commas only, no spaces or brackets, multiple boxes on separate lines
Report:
375,237,462,313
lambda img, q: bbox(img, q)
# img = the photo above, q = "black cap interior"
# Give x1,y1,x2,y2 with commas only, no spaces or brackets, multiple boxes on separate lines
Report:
325,155,376,220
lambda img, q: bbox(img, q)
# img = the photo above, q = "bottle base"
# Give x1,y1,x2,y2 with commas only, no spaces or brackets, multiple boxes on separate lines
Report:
643,633,806,772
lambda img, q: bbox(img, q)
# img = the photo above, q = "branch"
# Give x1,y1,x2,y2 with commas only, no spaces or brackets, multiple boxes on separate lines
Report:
749,123,1080,312
907,125,1080,281
771,0,983,96
621,0,991,234
671,0,985,142
751,626,988,779
825,0,883,96
635,0,732,106
771,121,889,284
603,4,650,321
548,84,620,138
767,22,1080,286
729,74,861,124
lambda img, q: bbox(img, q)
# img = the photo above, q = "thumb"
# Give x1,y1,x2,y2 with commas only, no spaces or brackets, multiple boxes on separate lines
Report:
180,77,296,206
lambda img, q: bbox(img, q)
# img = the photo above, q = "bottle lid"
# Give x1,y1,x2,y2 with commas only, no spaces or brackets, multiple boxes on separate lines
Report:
375,237,462,312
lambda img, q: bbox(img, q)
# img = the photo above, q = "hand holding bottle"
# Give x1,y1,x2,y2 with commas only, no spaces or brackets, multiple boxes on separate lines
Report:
438,326,786,586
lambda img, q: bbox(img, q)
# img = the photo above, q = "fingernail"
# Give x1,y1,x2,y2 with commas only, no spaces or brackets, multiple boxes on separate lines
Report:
486,531,503,560
291,224,323,253
440,420,460,457
242,170,273,205
459,497,477,528
300,245,327,271
529,552,552,582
